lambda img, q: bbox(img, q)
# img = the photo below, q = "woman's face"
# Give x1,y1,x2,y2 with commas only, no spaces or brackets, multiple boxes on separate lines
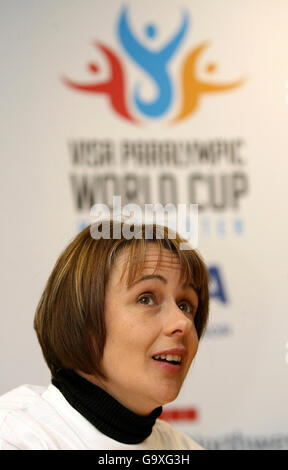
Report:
89,244,199,415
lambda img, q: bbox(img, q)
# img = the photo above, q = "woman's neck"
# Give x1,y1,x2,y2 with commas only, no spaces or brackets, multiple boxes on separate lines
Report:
76,369,159,416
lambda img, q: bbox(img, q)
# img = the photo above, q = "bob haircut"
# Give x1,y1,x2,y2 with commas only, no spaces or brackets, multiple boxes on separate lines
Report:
34,220,209,379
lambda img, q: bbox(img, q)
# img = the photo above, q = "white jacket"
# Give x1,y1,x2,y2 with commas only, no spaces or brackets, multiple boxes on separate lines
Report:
0,384,203,450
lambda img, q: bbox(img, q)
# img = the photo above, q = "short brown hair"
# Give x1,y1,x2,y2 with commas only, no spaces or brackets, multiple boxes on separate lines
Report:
34,220,209,379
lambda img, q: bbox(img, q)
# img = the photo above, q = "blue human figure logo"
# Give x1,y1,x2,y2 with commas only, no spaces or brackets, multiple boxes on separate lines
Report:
117,6,189,118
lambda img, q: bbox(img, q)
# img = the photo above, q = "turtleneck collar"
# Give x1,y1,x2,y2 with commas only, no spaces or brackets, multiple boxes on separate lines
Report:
52,368,162,445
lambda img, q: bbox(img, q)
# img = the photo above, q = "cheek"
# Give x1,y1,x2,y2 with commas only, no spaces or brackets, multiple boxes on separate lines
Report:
189,327,199,359
103,308,142,355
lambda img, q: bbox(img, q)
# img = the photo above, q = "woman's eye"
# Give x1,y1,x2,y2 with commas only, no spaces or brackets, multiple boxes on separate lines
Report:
178,300,194,314
138,294,154,306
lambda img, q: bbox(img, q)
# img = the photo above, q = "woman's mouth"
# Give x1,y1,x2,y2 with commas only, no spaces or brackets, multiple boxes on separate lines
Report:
152,354,182,365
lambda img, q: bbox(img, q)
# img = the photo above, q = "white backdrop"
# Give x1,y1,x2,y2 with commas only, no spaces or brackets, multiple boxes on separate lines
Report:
1,0,288,449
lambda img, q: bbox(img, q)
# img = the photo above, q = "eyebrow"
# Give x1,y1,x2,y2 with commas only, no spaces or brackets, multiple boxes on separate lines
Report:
130,274,198,293
132,274,166,286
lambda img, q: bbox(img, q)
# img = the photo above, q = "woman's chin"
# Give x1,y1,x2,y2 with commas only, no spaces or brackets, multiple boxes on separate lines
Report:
156,385,182,407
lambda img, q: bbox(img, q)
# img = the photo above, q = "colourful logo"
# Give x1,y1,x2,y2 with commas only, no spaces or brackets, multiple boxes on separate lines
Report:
62,6,245,124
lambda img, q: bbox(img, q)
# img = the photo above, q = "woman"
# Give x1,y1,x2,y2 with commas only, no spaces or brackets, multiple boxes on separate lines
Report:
0,220,209,450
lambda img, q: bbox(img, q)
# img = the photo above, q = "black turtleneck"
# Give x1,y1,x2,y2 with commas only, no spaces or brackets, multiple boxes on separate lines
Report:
52,369,162,445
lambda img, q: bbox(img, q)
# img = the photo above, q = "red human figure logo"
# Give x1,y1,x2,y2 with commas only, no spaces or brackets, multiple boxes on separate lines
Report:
62,42,137,124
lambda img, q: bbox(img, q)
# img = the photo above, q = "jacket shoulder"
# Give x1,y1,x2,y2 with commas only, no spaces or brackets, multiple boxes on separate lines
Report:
0,384,53,450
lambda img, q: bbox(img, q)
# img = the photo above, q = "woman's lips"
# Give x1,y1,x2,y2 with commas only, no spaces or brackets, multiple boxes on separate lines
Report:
152,357,181,373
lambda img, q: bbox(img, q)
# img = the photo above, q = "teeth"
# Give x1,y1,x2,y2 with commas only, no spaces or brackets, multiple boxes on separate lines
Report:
153,354,181,363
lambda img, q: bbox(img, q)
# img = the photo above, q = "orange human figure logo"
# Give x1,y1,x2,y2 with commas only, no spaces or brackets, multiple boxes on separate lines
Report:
172,42,245,122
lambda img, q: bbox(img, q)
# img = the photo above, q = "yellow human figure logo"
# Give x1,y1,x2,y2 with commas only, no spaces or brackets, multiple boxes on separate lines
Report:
172,42,245,122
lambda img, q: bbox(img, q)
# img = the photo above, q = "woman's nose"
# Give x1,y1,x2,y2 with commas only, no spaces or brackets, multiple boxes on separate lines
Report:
163,302,193,337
